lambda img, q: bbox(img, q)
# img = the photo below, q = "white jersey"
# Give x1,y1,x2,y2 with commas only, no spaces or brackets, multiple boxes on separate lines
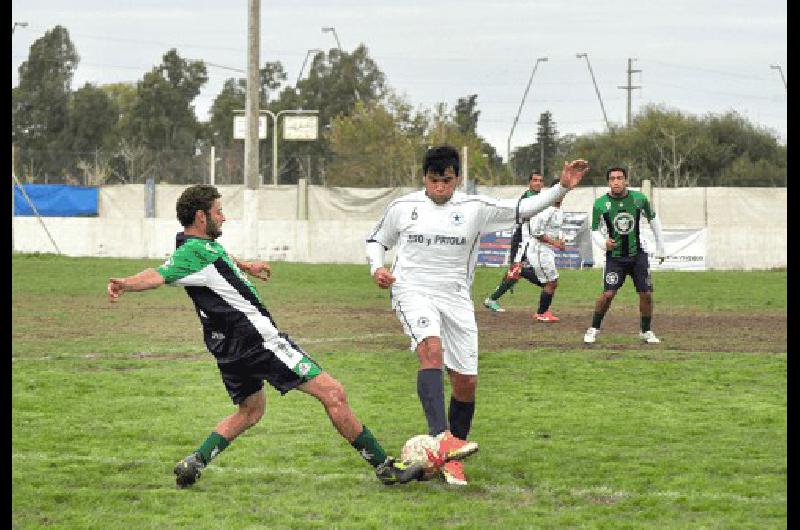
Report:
367,190,519,291
517,206,564,262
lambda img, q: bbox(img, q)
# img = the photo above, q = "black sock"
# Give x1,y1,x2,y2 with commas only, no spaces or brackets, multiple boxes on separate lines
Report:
490,279,517,300
448,397,475,440
641,316,652,332
537,292,554,314
591,311,605,329
417,368,448,436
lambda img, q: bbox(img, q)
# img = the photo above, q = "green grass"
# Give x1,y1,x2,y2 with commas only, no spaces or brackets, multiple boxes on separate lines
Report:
12,253,786,528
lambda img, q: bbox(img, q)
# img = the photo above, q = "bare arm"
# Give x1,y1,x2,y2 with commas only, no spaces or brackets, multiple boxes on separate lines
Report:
108,268,165,303
233,256,272,281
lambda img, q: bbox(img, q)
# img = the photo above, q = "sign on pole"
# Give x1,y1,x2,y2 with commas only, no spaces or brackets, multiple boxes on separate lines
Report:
233,115,268,140
283,115,318,140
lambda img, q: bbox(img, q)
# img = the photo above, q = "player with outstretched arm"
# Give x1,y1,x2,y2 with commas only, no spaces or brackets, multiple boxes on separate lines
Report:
108,184,424,488
366,145,589,485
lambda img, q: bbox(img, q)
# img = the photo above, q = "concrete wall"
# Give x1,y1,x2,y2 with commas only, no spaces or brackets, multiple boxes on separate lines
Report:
12,184,786,269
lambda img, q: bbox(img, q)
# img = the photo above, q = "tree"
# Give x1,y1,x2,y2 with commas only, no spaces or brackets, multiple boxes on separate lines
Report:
124,49,208,153
510,111,561,183
270,44,388,183
117,49,208,182
65,83,119,184
326,100,417,186
12,25,79,179
454,95,480,135
563,104,786,187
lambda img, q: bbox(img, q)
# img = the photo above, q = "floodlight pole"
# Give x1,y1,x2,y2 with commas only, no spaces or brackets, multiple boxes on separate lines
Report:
576,53,611,131
297,48,323,86
770,64,787,91
507,57,548,178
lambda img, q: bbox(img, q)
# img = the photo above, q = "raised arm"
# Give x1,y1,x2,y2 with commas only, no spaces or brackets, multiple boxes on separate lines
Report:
517,160,590,221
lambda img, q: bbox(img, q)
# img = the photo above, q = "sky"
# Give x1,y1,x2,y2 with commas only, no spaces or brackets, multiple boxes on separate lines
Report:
11,0,787,158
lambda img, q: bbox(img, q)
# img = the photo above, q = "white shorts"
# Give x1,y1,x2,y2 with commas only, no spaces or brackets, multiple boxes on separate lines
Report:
390,287,478,375
524,246,559,284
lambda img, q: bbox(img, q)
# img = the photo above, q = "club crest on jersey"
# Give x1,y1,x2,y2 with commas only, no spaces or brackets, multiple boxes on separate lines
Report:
605,272,619,285
417,317,430,328
612,212,635,234
297,362,312,376
411,207,418,220
604,201,611,211
450,211,465,225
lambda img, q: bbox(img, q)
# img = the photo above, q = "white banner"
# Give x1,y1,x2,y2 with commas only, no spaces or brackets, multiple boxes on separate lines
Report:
592,227,707,271
641,227,707,271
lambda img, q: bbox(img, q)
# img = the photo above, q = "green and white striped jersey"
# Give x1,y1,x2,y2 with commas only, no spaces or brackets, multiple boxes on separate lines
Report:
591,190,655,258
156,233,279,359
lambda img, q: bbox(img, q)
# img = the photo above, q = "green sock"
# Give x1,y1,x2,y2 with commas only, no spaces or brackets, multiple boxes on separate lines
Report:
591,311,605,329
351,425,388,468
641,316,652,332
195,431,230,465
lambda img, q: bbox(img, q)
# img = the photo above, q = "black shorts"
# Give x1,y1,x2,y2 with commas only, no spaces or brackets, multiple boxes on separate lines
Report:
216,333,323,404
603,253,652,293
519,266,544,287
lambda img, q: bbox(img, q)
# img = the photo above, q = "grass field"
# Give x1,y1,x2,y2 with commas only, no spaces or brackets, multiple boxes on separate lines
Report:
12,253,786,528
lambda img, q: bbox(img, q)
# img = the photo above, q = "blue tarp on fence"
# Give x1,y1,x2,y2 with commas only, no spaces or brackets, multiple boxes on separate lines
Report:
13,184,99,217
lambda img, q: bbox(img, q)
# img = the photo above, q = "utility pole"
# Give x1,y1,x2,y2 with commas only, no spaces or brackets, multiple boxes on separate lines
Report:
617,58,641,128
245,0,260,190
243,0,260,259
576,53,611,131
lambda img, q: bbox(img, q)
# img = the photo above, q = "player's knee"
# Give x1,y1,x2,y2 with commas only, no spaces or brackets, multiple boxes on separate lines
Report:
452,375,477,401
417,338,444,368
323,378,348,409
241,402,265,427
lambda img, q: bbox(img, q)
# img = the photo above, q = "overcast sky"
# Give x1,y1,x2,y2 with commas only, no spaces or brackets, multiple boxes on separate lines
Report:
12,0,787,157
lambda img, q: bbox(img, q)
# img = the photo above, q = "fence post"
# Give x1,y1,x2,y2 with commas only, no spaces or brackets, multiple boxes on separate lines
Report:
297,178,308,220
145,177,156,218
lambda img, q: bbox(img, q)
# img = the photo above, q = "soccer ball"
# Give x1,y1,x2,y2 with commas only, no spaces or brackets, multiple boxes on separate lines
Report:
400,434,443,480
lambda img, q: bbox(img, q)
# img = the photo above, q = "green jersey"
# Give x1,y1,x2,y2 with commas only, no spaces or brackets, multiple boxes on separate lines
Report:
591,190,656,258
156,233,279,359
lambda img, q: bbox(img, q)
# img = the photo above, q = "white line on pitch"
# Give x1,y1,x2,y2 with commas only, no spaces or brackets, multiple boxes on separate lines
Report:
12,452,786,503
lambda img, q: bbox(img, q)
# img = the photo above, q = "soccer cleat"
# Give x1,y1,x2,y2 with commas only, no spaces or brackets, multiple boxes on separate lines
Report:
442,460,468,486
173,452,205,488
583,327,599,344
639,330,661,344
437,432,479,462
375,457,425,485
483,298,506,312
535,311,560,323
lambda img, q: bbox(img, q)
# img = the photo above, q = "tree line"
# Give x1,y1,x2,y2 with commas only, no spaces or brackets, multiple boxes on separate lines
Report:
12,25,786,187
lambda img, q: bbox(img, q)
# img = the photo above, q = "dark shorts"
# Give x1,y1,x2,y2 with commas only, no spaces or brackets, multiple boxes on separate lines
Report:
603,253,652,293
519,266,545,287
216,333,323,404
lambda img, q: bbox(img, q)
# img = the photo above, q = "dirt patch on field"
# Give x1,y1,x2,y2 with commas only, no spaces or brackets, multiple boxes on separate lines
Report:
476,308,786,353
276,305,787,354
